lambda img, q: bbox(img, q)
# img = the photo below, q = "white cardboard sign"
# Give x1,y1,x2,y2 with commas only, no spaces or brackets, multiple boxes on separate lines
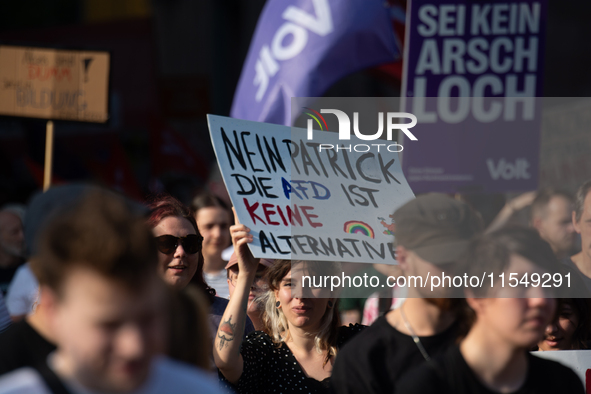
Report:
207,115,415,264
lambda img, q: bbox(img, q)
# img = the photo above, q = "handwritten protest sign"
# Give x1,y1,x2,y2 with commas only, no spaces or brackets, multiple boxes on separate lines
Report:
0,45,109,122
207,115,415,264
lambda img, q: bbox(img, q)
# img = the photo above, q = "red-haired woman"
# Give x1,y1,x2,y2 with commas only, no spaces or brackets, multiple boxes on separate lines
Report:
147,194,254,348
147,194,207,292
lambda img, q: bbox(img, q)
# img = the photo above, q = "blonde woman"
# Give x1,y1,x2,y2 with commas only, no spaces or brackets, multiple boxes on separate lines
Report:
214,212,364,393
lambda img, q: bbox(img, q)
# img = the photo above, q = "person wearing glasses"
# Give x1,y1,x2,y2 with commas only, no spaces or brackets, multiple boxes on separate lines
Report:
226,252,274,331
148,194,204,290
0,190,224,394
147,194,254,348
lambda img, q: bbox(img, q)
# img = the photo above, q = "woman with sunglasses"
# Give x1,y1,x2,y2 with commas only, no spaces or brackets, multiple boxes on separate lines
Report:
214,212,364,393
148,195,204,290
147,195,255,352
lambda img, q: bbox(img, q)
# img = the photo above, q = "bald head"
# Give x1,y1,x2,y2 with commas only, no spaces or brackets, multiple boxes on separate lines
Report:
0,210,25,266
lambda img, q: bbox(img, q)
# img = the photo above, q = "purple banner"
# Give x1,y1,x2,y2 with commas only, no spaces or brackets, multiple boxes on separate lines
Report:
231,0,399,126
401,0,547,193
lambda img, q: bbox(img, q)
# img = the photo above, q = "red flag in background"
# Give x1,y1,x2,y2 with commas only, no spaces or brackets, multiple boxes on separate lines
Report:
150,118,209,181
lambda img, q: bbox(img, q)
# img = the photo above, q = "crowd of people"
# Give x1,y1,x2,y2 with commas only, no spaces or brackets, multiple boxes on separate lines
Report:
0,179,589,393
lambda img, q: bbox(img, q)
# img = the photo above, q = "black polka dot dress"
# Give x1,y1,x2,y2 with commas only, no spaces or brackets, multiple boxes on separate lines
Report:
219,324,364,394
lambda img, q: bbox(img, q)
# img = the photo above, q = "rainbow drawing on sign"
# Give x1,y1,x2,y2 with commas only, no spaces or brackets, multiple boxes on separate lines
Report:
344,221,375,239
378,215,396,236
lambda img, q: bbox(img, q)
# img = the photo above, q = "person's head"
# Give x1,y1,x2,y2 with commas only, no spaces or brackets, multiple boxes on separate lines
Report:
30,191,167,393
538,297,591,351
25,184,113,258
148,194,203,290
0,208,25,263
191,193,231,263
261,260,340,365
393,193,483,298
226,253,273,314
531,189,576,258
573,180,591,262
462,227,558,349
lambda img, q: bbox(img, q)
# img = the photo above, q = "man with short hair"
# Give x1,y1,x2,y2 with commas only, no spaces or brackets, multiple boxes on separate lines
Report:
331,193,483,394
395,227,583,394
531,189,577,261
0,186,92,375
0,191,223,393
0,208,25,296
572,180,591,279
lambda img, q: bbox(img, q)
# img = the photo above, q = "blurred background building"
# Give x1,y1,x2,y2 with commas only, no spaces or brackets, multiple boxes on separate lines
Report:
0,0,590,206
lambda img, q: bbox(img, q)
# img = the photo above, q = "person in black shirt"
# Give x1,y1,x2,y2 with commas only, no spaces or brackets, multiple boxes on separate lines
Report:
331,307,460,394
0,317,55,375
0,274,56,375
0,187,96,375
397,344,583,394
0,189,225,394
331,194,483,394
396,227,584,394
214,211,364,393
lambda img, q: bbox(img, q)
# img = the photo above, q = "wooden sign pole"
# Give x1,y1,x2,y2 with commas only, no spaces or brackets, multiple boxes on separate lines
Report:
43,120,54,191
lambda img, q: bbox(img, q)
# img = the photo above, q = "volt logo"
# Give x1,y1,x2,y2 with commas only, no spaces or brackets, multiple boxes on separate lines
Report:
305,109,418,141
254,0,333,102
487,158,531,180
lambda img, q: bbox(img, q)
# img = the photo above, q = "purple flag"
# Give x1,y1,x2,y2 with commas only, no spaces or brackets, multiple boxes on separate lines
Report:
231,0,399,125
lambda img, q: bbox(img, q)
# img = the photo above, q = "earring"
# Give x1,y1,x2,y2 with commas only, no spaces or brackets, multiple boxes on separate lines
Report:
327,301,334,308
275,301,281,308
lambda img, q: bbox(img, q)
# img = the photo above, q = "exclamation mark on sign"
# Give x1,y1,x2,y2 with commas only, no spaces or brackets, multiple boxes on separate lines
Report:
82,58,93,83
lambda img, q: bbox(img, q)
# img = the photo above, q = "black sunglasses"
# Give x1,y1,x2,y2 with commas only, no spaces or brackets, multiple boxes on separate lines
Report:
154,234,203,255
